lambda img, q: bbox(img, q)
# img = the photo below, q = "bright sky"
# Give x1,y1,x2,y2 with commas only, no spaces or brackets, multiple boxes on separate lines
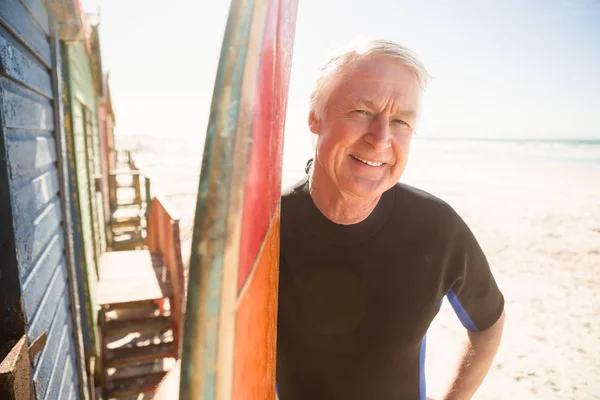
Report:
82,0,600,143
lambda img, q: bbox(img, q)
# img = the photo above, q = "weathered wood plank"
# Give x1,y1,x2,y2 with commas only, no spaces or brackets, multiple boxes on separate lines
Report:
25,328,46,361
77,162,96,263
71,103,82,119
95,190,106,251
0,336,31,400
0,78,54,130
5,130,57,180
18,0,50,36
0,0,55,346
147,197,185,354
55,350,75,400
67,382,75,400
98,250,172,305
0,0,51,66
0,131,26,341
62,51,98,360
88,24,103,96
63,36,105,383
65,42,96,106
36,323,72,400
89,118,106,254
21,237,64,319
45,0,86,41
71,107,99,318
10,168,59,223
0,25,52,98
31,309,69,398
14,197,62,279
27,272,68,349
50,20,88,398
71,48,94,89
105,342,175,369
91,119,101,171
105,370,168,398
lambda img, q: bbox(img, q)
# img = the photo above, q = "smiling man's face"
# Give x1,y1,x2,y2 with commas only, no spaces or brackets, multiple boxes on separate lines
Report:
310,56,422,200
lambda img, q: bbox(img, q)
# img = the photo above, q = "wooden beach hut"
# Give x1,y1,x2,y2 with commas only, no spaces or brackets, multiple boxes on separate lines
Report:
60,6,109,370
97,72,116,236
0,0,91,398
87,17,115,241
1,1,186,398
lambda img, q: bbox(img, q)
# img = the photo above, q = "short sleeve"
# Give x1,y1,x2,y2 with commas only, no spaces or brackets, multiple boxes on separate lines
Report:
447,215,505,332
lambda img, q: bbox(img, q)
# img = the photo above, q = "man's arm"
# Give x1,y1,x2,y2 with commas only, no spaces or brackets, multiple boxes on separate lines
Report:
441,310,506,400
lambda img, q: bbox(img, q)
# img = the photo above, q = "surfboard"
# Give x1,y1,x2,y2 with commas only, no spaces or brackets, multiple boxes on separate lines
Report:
154,0,299,399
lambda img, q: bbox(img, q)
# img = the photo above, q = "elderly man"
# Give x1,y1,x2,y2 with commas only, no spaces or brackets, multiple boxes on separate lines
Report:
276,39,505,399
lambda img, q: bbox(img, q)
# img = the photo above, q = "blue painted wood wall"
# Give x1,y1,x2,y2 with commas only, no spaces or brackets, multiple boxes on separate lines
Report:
0,0,83,398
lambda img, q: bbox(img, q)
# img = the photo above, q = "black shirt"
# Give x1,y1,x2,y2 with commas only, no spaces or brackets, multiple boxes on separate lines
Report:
276,176,504,400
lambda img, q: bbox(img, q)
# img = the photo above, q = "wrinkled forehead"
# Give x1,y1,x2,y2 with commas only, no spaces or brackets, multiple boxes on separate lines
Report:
330,57,422,109
344,57,420,88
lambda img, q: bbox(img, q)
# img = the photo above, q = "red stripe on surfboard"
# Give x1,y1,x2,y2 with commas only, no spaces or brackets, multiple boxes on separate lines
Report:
238,0,298,291
270,0,297,208
237,0,280,290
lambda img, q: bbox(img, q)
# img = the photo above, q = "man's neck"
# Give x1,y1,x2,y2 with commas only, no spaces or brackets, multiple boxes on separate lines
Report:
308,164,381,225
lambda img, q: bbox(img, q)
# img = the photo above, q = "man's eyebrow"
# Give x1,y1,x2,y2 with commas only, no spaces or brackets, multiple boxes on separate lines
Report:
355,99,417,119
394,110,417,119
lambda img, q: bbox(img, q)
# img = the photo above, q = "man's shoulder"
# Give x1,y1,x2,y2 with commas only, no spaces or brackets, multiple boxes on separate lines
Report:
391,182,462,228
280,177,311,221
392,182,453,211
281,177,309,202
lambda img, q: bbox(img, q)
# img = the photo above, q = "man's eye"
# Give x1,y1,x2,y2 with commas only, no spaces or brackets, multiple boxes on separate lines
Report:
354,109,369,115
393,119,408,126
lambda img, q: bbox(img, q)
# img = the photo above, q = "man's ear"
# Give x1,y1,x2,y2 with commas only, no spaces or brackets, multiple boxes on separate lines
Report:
308,110,321,135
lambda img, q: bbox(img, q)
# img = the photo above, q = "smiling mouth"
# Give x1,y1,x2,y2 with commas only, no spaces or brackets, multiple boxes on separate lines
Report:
350,155,385,167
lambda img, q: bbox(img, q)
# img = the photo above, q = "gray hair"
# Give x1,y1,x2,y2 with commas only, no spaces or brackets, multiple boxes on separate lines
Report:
309,38,432,117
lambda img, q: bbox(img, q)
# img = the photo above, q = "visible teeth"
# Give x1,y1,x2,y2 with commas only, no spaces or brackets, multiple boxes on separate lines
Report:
352,155,383,167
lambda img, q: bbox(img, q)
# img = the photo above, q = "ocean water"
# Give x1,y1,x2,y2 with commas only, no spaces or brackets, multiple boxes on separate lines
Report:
283,137,600,199
119,135,600,198
409,138,600,168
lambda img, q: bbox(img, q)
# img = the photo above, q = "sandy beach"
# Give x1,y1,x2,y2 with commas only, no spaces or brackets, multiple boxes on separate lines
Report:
404,148,600,399
118,134,600,399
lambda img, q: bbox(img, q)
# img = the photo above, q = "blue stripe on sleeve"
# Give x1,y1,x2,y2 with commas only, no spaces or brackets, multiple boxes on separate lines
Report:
447,289,479,331
419,334,427,400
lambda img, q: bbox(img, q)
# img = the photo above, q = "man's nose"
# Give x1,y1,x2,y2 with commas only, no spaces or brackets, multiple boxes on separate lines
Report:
364,116,392,151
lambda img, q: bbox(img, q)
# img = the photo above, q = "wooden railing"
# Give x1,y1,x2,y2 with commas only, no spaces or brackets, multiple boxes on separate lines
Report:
145,197,185,355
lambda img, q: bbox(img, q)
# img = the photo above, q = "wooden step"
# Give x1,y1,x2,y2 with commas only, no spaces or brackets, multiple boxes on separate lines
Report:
111,230,143,241
102,302,162,325
111,235,145,252
116,200,143,207
111,225,143,234
98,250,174,307
105,342,175,369
112,206,143,221
103,299,160,312
105,371,167,398
104,316,172,338
111,218,142,229
104,331,173,356
107,359,170,381
115,180,136,188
